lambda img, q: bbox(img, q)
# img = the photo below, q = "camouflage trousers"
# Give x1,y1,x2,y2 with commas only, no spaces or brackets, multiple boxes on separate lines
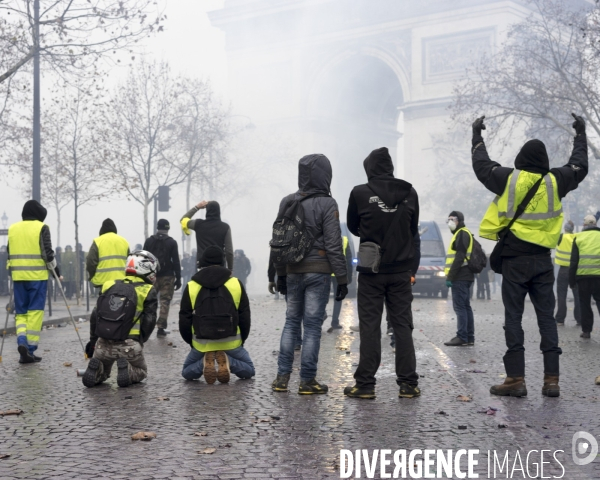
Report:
91,338,148,385
155,276,175,329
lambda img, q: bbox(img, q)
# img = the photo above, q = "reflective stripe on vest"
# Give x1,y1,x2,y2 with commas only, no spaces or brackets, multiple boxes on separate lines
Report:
8,221,48,281
479,170,563,249
332,236,349,277
444,227,473,276
555,233,575,267
91,233,129,286
188,277,243,352
574,230,600,276
101,277,153,337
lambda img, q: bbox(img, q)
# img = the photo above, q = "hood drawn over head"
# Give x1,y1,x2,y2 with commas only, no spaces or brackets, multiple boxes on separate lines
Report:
448,210,466,229
363,147,412,207
22,200,47,222
514,139,549,175
206,201,221,221
297,154,332,195
99,218,117,235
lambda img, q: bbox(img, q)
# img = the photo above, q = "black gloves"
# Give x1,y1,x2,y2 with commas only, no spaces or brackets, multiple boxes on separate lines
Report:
174,277,182,291
472,116,486,136
277,276,287,296
85,340,96,359
268,282,277,294
571,113,585,135
335,284,348,301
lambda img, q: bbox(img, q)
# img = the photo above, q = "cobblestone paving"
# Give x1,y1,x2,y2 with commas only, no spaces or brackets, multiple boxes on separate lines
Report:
0,291,599,479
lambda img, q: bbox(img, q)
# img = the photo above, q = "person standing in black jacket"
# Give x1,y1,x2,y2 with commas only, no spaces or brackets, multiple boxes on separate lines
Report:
181,201,234,270
443,211,476,347
344,147,421,400
472,114,588,398
143,219,181,337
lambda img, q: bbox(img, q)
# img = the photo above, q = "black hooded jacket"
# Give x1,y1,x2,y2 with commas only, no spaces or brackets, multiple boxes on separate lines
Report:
179,266,251,346
347,147,420,274
181,202,234,270
8,200,57,276
473,133,588,256
143,232,181,279
446,211,475,282
274,154,348,283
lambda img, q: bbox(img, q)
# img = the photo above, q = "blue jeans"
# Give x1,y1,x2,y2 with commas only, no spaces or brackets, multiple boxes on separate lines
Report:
278,273,330,380
451,280,474,342
181,346,255,380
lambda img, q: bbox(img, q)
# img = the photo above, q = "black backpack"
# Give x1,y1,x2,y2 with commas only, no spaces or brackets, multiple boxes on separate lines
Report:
192,285,239,340
468,237,487,274
269,194,326,265
95,281,138,341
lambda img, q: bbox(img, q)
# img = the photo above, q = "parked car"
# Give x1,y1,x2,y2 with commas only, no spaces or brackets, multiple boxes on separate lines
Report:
412,221,448,298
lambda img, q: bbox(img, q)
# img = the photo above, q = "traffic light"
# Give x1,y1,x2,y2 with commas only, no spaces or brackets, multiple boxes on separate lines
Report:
158,185,170,212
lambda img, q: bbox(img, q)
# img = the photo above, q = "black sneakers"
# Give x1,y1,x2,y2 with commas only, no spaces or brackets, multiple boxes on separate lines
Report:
17,345,35,364
444,336,469,347
116,357,131,388
271,373,291,392
326,326,343,333
581,332,591,339
298,378,328,395
344,385,376,399
156,328,170,337
398,383,421,398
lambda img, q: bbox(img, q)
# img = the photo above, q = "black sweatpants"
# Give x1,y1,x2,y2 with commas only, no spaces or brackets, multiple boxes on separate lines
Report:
354,271,418,389
577,277,600,334
555,266,580,323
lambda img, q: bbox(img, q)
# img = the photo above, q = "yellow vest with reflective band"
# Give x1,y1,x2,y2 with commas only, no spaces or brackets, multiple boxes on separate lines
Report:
554,233,575,267
574,230,600,276
188,277,243,352
101,277,154,338
91,232,129,286
444,227,473,276
479,170,563,249
8,220,48,281
332,236,349,277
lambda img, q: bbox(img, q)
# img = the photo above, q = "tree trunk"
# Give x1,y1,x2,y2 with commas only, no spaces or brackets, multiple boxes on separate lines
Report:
56,206,61,248
143,198,149,240
73,160,81,306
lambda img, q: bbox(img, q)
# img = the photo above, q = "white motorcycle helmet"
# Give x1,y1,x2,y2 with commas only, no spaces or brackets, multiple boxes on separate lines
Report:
125,250,160,284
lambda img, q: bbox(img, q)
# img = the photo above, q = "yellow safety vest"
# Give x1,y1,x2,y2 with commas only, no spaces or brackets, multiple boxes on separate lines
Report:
91,232,129,286
332,236,349,277
574,230,600,276
554,233,575,267
480,170,563,249
101,277,154,338
8,220,48,281
188,277,243,352
444,227,473,276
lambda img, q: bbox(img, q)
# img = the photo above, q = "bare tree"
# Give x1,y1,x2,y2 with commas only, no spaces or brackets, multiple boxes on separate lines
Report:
104,59,196,239
0,0,165,84
449,0,599,216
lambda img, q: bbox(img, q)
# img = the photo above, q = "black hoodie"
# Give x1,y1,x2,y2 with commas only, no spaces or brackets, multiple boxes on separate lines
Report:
181,202,234,270
347,147,420,274
473,133,588,256
8,200,56,269
99,218,117,235
179,266,251,346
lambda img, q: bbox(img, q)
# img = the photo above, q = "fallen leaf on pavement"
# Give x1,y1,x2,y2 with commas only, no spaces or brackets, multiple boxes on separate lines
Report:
0,454,10,459
469,359,477,363
194,432,207,437
0,409,23,416
457,395,472,402
220,443,232,448
63,362,72,367
167,342,173,346
199,448,216,454
131,432,157,441
156,397,170,401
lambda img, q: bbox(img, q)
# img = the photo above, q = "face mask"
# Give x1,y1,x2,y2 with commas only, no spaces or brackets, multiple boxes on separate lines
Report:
448,220,457,232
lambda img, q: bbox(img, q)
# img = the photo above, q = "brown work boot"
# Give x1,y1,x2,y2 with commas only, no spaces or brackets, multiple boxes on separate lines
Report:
490,377,527,397
542,375,560,397
203,352,217,384
215,351,230,384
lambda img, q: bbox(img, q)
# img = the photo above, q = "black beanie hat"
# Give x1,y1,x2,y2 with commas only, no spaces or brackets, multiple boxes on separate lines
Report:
99,218,117,235
157,219,170,230
199,246,224,268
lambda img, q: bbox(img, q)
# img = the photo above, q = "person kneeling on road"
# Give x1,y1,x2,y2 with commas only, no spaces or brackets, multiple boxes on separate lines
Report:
82,250,159,388
179,246,255,383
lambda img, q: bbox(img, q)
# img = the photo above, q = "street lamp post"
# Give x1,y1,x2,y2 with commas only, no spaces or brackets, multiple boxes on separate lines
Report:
32,0,41,202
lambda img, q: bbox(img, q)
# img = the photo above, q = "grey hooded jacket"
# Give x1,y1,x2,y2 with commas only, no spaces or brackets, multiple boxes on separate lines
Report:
274,154,348,284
